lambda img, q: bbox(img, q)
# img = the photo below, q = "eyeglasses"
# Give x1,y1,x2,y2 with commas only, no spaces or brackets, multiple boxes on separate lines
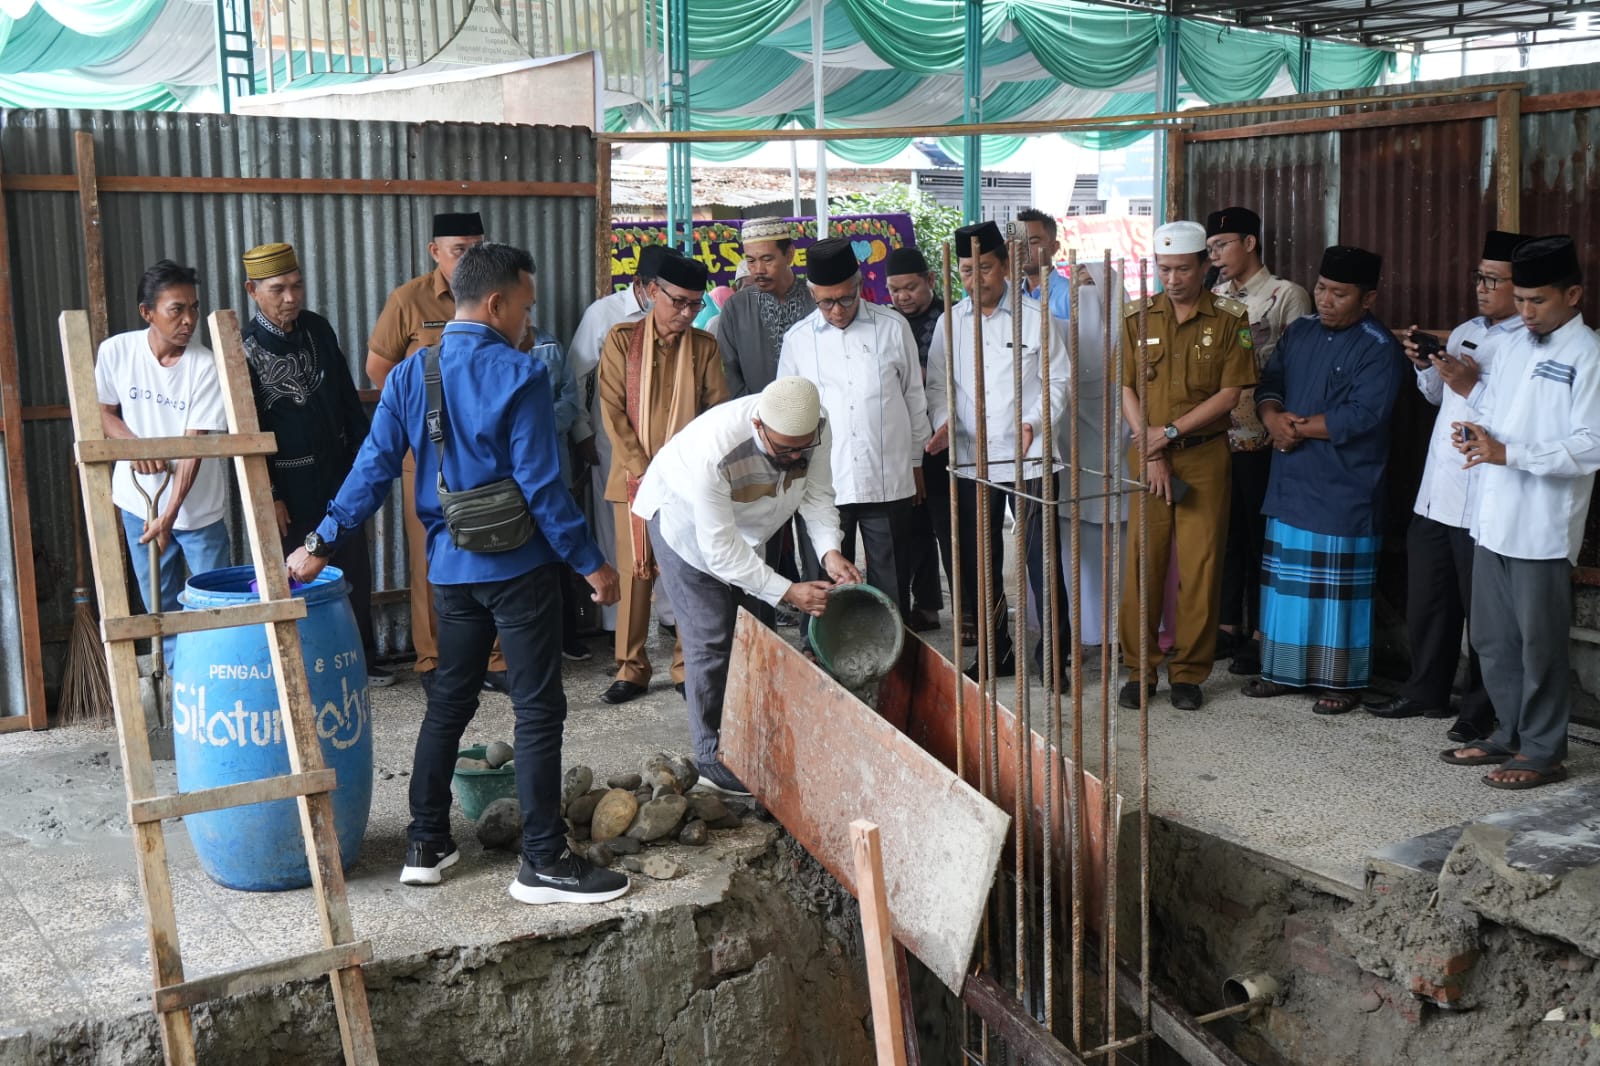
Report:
757,422,820,459
815,291,860,313
660,292,706,313
1472,271,1509,290
1206,238,1240,255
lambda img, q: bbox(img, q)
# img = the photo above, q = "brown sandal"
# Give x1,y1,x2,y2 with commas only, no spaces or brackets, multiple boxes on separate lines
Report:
1242,677,1295,699
1440,747,1511,767
1312,691,1361,715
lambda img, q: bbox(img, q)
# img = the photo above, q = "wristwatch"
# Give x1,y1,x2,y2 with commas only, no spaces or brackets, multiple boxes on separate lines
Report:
304,530,335,558
1164,424,1180,440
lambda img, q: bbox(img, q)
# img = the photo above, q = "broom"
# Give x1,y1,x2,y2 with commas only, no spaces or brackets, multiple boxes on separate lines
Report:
58,468,112,725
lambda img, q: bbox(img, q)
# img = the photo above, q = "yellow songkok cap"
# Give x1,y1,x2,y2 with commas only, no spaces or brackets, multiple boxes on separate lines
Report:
243,242,299,281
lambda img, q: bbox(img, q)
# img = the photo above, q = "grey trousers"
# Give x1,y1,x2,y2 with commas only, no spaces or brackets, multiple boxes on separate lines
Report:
1470,546,1572,770
648,516,767,766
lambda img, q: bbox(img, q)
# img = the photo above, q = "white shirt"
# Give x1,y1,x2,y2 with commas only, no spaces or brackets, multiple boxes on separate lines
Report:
94,329,229,529
1051,264,1128,526
926,283,1071,484
567,286,648,445
1412,314,1526,527
776,302,931,506
632,395,845,604
1466,315,1600,563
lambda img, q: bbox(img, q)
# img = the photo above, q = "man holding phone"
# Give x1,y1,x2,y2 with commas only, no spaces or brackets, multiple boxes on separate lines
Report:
1365,231,1529,742
1116,221,1255,711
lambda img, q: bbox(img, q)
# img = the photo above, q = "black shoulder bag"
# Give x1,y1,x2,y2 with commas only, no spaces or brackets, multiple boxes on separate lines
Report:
424,346,535,553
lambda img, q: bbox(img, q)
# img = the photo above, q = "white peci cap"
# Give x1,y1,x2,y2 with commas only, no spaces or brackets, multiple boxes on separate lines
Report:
757,376,822,437
1153,221,1207,255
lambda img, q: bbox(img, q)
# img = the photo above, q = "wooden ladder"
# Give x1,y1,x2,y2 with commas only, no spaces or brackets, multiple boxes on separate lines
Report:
58,308,380,1066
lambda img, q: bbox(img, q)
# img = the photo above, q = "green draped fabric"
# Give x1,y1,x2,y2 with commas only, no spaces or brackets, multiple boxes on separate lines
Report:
658,0,803,59
1009,1,1163,90
1062,92,1161,150
0,71,178,109
0,3,157,72
937,135,1026,165
1299,38,1395,92
691,46,803,111
30,0,165,37
1177,21,1288,102
763,0,859,52
837,0,1008,75
824,136,915,164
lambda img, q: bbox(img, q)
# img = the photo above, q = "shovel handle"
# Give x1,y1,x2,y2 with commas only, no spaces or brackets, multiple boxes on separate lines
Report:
132,462,173,680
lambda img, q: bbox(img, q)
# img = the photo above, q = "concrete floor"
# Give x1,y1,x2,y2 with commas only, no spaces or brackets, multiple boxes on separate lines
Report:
4,612,1598,1034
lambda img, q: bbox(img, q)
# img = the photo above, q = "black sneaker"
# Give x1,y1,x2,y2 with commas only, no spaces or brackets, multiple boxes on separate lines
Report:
659,620,677,637
696,759,752,797
562,638,593,662
482,669,509,693
399,839,459,886
367,665,397,688
509,849,629,905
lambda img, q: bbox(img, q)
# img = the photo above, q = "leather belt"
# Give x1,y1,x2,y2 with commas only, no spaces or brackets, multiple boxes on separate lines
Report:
1167,431,1225,451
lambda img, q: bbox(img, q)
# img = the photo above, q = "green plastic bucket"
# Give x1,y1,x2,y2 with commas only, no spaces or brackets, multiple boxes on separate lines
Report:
453,744,516,820
810,583,906,689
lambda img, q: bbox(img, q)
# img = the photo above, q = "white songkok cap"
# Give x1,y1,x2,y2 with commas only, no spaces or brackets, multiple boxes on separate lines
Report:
757,376,822,437
1153,221,1207,255
741,217,794,245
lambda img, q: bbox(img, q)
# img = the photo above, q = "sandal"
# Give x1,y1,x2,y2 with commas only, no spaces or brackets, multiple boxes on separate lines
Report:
1242,677,1295,699
1483,760,1568,790
1312,691,1362,715
960,622,978,647
1439,746,1511,767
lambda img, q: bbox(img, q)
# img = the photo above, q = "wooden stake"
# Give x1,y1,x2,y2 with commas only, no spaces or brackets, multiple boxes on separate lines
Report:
851,820,909,1066
1495,89,1522,231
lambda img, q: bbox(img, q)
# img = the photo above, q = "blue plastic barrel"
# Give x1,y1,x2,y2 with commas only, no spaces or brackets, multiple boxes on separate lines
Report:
171,566,373,891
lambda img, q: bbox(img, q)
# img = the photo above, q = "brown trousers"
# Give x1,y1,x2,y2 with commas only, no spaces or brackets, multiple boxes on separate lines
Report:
1119,436,1231,686
614,501,683,685
403,451,506,674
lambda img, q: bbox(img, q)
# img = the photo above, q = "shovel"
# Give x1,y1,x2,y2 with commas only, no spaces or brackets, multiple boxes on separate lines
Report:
133,463,175,758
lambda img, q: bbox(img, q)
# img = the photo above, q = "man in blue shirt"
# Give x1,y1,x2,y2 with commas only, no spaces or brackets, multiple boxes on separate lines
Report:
288,243,626,905
1016,208,1075,323
1243,245,1401,715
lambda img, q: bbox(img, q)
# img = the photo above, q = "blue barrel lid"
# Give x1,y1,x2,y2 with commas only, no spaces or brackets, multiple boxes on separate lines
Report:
181,565,348,610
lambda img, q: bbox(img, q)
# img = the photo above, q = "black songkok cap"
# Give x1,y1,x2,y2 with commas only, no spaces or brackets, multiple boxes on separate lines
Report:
886,246,930,276
1482,230,1532,263
1319,245,1383,287
807,237,860,286
432,211,484,239
1206,207,1261,240
954,220,1005,258
1512,236,1582,288
654,249,709,292
636,243,667,282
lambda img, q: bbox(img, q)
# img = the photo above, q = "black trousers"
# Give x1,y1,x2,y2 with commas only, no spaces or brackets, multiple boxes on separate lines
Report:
796,499,913,646
957,475,1068,667
1219,448,1270,633
286,514,376,662
1403,514,1493,730
907,449,958,615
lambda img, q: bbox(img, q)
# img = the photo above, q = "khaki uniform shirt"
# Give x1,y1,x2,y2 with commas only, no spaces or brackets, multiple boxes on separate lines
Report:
1213,267,1313,451
598,322,729,503
1120,290,1257,436
369,266,455,365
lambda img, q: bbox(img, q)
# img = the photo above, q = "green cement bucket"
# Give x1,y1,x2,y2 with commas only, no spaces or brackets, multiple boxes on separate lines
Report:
810,583,905,690
453,745,516,820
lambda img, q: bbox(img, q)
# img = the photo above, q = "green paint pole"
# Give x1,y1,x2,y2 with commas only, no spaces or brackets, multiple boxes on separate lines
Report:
1154,16,1180,227
962,0,983,223
1298,36,1313,92
666,0,693,252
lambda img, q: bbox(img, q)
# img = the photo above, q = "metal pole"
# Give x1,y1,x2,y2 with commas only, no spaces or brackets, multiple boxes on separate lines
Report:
969,234,994,1066
1039,263,1059,1036
1132,259,1154,1053
1066,252,1086,1051
945,243,965,784
812,0,829,237
1010,240,1029,1012
791,141,803,218
1154,16,1180,227
962,0,983,223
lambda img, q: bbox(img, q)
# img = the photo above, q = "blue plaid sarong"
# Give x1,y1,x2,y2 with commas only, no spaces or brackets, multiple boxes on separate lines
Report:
1259,518,1380,690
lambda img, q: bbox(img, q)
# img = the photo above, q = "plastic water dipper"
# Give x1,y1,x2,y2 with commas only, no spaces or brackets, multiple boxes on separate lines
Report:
808,583,906,690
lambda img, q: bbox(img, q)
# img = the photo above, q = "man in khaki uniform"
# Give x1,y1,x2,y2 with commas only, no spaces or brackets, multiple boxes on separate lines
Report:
1118,220,1256,712
366,211,509,690
597,251,729,704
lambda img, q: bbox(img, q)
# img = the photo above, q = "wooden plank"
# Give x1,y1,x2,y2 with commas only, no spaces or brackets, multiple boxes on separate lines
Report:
74,131,109,348
1185,98,1497,142
851,821,909,1066
130,769,338,824
102,597,307,643
721,611,1010,993
75,432,279,465
0,716,34,734
154,941,373,1014
59,310,196,1063
206,309,379,1065
1165,129,1187,223
1522,88,1600,114
894,943,921,1066
962,972,1090,1066
5,173,593,198
0,154,46,729
595,139,613,302
1496,89,1522,232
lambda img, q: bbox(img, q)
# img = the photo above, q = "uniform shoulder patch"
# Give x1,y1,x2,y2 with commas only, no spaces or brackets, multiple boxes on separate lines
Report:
1214,295,1247,319
1123,296,1147,318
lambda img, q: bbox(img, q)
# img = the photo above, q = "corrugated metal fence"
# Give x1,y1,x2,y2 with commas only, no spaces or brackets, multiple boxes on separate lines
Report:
0,109,599,723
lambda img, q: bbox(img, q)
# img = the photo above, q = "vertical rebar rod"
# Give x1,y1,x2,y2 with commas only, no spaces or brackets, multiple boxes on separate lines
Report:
1009,241,1029,1012
970,235,993,1066
1062,251,1084,1052
1135,255,1153,1060
945,244,964,783
1039,264,1058,1036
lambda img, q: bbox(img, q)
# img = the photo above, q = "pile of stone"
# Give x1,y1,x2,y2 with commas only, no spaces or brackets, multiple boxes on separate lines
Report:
455,740,514,772
473,752,751,881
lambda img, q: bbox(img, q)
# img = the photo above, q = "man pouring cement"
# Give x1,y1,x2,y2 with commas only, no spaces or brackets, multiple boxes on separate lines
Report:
631,376,861,795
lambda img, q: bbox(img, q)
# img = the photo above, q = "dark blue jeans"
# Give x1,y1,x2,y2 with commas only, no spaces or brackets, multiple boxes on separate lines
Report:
409,564,567,865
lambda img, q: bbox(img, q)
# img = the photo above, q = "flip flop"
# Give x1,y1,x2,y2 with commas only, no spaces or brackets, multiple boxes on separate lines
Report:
1439,747,1511,766
1242,677,1296,699
1483,763,1568,790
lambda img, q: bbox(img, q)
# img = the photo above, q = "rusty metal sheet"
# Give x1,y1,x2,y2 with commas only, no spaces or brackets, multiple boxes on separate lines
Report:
722,611,1010,994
